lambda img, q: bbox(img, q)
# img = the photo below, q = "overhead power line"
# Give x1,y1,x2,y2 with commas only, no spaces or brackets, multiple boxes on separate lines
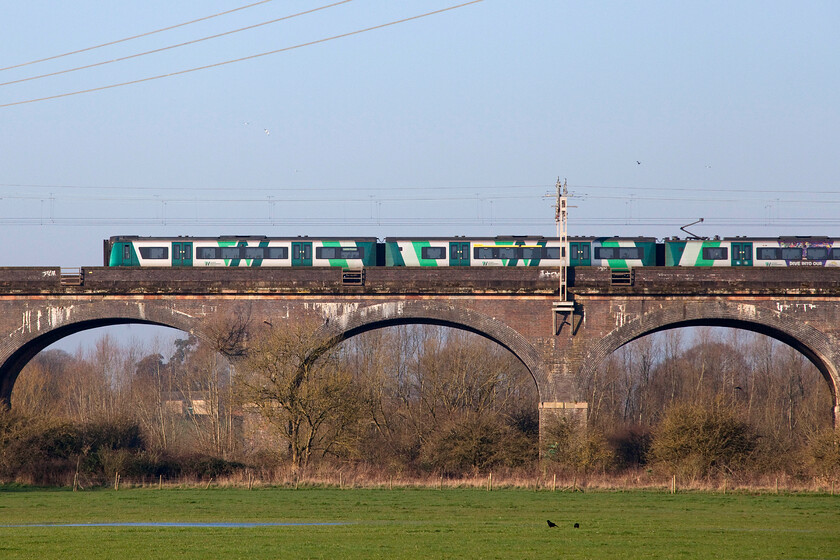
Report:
0,0,277,73
0,0,355,88
0,0,485,109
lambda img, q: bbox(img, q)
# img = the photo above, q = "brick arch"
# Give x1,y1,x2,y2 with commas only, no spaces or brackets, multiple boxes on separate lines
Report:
0,301,208,403
577,300,840,411
312,300,546,397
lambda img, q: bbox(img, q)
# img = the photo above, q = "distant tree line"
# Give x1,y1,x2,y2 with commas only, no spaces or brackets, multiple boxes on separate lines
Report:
1,318,838,487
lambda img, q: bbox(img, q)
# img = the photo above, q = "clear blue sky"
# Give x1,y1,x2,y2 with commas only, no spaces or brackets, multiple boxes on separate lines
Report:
1,0,838,269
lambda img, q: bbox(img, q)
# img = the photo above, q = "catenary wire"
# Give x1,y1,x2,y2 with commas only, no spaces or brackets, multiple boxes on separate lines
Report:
0,0,277,73
0,0,355,88
0,0,485,109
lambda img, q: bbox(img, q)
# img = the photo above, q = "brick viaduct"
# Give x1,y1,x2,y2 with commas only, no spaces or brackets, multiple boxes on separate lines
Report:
1,266,839,433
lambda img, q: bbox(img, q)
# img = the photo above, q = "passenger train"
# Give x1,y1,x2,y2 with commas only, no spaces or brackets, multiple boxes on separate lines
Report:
104,236,840,268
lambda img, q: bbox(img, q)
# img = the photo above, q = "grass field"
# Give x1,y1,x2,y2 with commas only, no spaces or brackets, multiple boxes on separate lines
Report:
0,486,837,559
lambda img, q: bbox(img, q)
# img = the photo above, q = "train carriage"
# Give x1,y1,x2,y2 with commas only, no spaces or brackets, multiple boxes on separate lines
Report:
105,236,378,267
665,237,840,267
384,237,565,267
383,236,659,267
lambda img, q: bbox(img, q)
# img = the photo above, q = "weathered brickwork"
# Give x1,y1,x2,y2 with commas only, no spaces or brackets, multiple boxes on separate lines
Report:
1,266,839,438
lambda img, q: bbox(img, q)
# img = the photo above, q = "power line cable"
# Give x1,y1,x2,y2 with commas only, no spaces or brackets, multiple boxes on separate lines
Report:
0,0,485,109
0,0,355,88
0,0,277,73
0,182,545,193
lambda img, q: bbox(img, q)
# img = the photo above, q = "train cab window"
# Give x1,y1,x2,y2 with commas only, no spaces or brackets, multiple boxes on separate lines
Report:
421,247,446,260
781,248,802,260
267,247,288,259
806,247,829,260
123,245,131,260
702,247,728,260
139,247,168,259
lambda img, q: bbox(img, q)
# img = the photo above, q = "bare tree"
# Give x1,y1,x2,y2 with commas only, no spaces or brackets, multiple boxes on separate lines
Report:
238,318,365,472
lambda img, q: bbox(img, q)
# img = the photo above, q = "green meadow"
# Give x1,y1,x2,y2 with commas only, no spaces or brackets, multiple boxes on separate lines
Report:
0,486,837,559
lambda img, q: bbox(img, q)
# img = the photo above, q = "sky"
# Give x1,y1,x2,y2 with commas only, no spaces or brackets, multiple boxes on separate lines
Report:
1,0,839,351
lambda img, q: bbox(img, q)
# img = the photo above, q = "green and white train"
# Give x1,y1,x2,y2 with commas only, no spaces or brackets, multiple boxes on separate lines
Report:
104,235,840,268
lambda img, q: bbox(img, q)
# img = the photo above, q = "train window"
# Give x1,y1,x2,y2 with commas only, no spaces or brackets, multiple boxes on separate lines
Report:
499,247,517,259
421,247,446,260
267,247,288,259
619,247,642,259
521,247,541,260
595,247,617,259
139,247,168,259
474,247,496,259
595,247,642,260
220,247,240,259
831,249,840,260
196,247,218,259
123,245,131,260
702,247,728,260
756,248,780,260
244,247,265,260
341,248,363,259
317,247,339,259
544,247,561,259
806,247,829,260
316,247,365,260
781,248,802,260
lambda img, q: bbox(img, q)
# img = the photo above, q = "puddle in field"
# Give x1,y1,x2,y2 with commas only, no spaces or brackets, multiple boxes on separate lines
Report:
1,522,347,528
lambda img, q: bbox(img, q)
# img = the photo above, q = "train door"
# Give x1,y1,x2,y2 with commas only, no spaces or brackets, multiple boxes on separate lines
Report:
292,241,312,266
569,242,591,266
172,242,193,267
731,242,753,266
449,242,470,266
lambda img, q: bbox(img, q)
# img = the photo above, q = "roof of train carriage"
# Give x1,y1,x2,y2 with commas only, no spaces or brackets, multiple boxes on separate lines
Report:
383,236,658,242
109,235,379,242
668,236,833,242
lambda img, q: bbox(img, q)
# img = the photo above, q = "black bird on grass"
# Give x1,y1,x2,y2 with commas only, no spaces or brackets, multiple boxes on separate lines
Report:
546,520,557,528
574,523,580,529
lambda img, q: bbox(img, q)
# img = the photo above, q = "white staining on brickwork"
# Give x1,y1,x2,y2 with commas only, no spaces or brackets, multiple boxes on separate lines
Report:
308,302,360,320
613,303,628,327
776,302,817,314
736,303,757,319
170,308,196,319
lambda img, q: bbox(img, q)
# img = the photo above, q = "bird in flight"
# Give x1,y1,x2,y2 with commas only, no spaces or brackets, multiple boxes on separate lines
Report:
547,520,557,528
